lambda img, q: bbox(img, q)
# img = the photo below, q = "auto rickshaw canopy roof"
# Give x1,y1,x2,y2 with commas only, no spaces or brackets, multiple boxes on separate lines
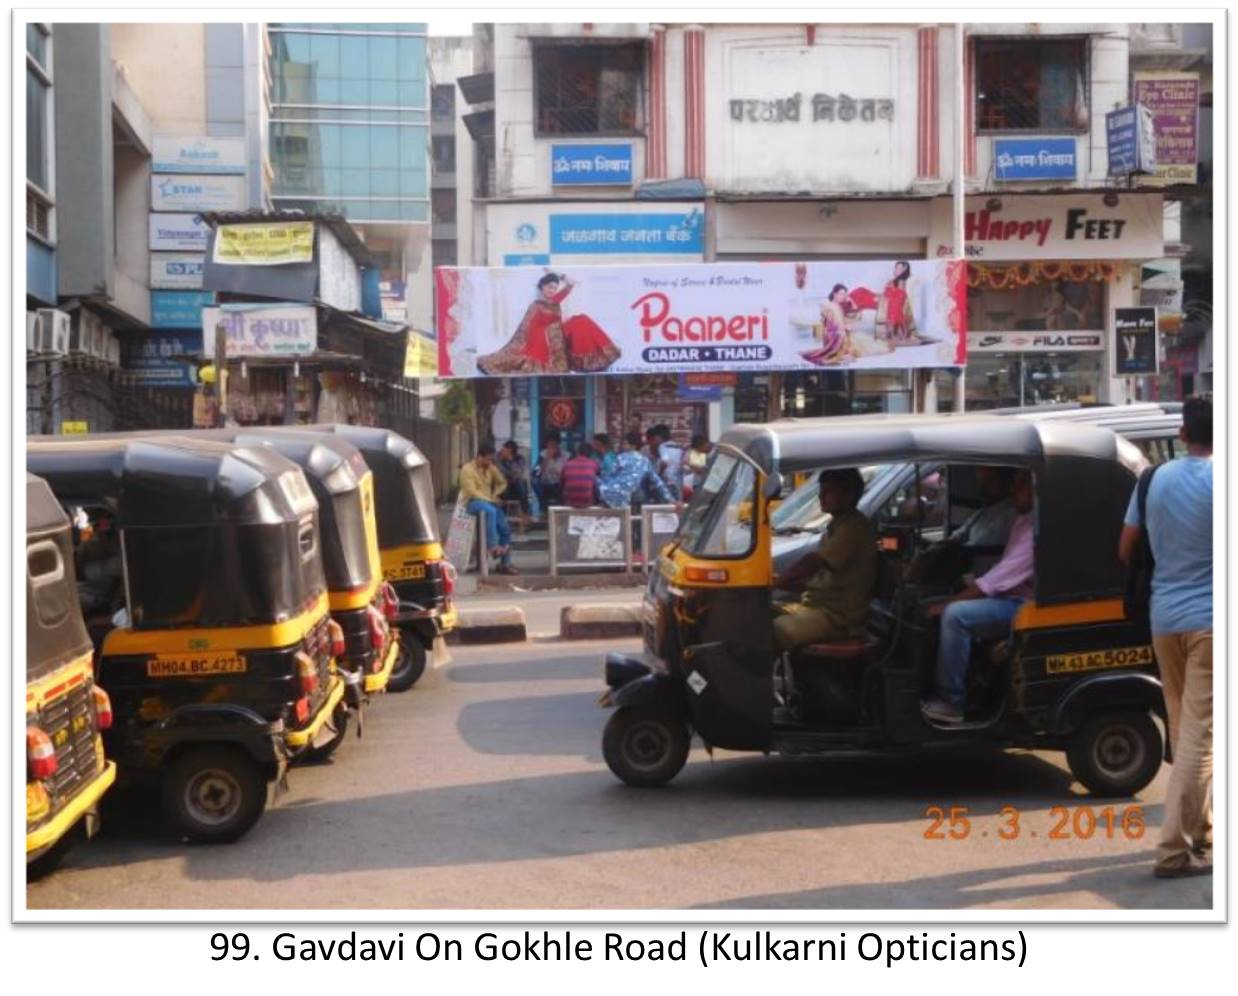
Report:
27,472,71,536
27,436,318,528
27,473,93,678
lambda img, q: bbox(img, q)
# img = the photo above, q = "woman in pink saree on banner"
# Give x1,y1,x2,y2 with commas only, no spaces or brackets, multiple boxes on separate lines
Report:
801,284,893,366
477,272,620,376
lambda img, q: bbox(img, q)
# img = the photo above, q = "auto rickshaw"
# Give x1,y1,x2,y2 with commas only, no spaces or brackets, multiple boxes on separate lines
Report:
600,414,1167,798
28,436,345,842
26,474,118,877
298,424,456,691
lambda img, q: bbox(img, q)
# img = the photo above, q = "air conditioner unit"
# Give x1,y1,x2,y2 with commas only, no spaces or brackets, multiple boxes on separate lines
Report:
89,321,113,362
106,334,121,367
69,310,94,356
26,312,38,353
35,309,71,355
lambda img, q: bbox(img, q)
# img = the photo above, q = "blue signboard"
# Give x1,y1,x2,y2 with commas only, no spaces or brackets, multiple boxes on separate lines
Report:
151,290,216,329
1105,106,1160,177
676,373,723,401
503,253,552,267
549,210,704,255
993,138,1077,181
551,144,634,186
122,329,203,387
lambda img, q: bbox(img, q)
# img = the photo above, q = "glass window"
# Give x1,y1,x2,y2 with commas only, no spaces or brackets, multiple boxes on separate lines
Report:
370,78,398,106
372,169,399,196
341,125,369,168
317,123,342,167
399,37,426,83
400,168,426,197
309,32,340,78
968,278,1104,331
534,42,645,136
369,35,398,81
698,460,757,558
341,168,369,195
965,352,1104,409
399,80,425,108
431,84,455,119
27,67,49,190
370,127,399,169
339,35,367,76
976,38,1087,132
313,78,341,105
340,78,368,105
27,24,48,66
432,135,455,173
400,126,426,170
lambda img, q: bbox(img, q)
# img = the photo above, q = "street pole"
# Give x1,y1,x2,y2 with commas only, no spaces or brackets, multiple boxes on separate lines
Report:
953,20,967,413
214,321,228,428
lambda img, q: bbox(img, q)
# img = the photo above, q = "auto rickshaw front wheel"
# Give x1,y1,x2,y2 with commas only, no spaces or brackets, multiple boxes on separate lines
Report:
162,746,267,843
602,707,691,787
1066,711,1163,798
387,627,427,692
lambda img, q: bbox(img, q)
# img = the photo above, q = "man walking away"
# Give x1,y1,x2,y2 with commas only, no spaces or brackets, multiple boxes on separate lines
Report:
562,443,601,509
459,443,518,575
1119,395,1212,878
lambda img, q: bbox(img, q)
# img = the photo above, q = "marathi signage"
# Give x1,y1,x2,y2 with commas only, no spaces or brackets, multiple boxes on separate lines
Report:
967,332,1104,354
551,144,633,186
993,138,1077,181
1133,72,1200,185
152,136,246,175
121,329,203,387
201,303,318,358
149,213,211,252
150,290,215,329
150,253,205,290
1114,306,1158,375
930,194,1164,261
403,330,438,378
151,173,246,212
1106,105,1158,177
729,92,894,124
212,222,315,266
548,211,704,256
435,259,966,378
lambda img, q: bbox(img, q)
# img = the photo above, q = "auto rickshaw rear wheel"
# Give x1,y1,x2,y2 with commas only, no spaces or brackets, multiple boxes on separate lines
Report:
1066,711,1163,798
603,707,690,787
162,746,267,843
387,627,427,692
299,703,350,765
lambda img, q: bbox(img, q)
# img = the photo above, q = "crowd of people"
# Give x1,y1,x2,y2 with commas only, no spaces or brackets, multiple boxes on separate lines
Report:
457,424,710,575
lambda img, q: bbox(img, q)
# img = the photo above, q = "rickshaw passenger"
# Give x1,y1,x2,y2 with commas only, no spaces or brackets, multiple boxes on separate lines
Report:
953,466,1018,547
772,468,877,651
76,510,124,616
921,470,1035,724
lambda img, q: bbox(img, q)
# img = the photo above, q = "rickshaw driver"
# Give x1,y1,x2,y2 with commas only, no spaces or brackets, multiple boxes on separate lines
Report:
772,468,877,651
921,469,1036,724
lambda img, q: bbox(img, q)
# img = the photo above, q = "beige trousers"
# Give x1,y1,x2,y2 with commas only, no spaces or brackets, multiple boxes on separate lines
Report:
773,602,853,651
1152,629,1213,868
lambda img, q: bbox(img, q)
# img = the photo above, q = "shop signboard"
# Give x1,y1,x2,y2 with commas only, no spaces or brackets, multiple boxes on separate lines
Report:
151,174,246,212
993,138,1077,181
201,303,318,358
929,193,1164,261
1132,72,1200,185
551,144,634,186
121,329,203,387
152,136,246,175
150,253,205,290
436,259,966,378
1114,306,1158,375
549,210,704,256
150,290,215,329
1106,105,1158,176
212,221,315,266
488,202,705,263
404,330,439,378
967,332,1104,354
149,213,211,251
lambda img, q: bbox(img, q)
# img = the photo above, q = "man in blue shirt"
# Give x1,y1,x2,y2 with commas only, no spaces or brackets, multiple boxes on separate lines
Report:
1119,395,1212,879
599,431,673,509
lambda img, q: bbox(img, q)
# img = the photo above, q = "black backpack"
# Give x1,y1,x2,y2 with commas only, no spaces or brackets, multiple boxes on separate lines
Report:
1123,465,1160,624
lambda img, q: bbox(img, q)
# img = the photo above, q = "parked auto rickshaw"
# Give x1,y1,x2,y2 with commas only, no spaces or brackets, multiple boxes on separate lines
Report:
28,436,345,841
298,424,456,691
600,414,1166,797
26,474,118,877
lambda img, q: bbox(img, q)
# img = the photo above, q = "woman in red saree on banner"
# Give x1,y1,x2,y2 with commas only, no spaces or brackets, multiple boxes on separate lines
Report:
875,260,919,346
477,273,620,375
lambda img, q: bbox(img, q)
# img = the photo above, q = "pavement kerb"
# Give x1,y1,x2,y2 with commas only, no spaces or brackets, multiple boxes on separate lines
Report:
560,603,643,640
447,607,528,645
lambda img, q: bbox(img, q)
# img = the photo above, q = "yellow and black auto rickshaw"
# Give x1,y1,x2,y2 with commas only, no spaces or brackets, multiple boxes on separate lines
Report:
28,436,345,842
600,414,1167,798
26,474,118,877
300,424,455,691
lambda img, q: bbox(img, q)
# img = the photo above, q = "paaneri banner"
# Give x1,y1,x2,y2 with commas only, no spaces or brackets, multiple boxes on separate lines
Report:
435,260,966,378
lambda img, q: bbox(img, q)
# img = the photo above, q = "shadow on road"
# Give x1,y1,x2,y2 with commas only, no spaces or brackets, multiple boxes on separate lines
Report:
448,655,600,684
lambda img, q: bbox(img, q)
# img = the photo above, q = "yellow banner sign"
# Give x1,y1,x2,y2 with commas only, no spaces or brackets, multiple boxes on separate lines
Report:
404,330,439,378
60,421,89,434
147,654,248,678
1045,645,1153,675
213,221,315,266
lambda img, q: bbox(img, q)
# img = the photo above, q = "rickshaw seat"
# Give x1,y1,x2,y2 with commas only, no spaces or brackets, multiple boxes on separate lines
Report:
799,636,881,660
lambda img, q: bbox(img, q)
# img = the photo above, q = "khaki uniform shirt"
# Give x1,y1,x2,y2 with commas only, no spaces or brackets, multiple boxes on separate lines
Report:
801,508,878,631
459,460,507,504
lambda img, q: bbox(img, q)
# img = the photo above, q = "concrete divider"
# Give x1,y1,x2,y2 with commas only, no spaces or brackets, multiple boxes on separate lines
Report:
448,607,528,645
560,603,643,640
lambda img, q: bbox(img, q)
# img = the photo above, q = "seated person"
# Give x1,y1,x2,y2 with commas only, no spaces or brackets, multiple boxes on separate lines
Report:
496,440,530,518
561,443,601,508
772,468,877,652
458,443,518,575
76,510,124,617
909,465,1018,584
921,469,1035,725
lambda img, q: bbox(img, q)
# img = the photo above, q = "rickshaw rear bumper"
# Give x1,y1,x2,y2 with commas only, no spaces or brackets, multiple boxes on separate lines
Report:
599,652,678,711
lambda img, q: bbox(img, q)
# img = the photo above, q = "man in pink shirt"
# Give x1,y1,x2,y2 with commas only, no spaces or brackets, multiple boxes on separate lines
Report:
921,469,1036,724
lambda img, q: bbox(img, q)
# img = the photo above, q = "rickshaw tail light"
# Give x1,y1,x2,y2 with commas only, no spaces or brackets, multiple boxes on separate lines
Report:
440,561,456,598
295,651,319,694
27,727,58,780
367,607,386,650
326,619,346,658
685,566,729,583
91,686,113,730
381,582,399,621
294,697,310,724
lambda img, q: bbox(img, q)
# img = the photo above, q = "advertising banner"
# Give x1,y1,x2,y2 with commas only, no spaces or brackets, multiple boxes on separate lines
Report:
152,136,246,175
201,303,318,358
149,213,211,251
150,253,205,290
1132,72,1200,185
212,221,315,266
151,173,246,212
436,260,966,378
150,290,215,328
1114,306,1159,375
993,138,1077,181
551,144,634,186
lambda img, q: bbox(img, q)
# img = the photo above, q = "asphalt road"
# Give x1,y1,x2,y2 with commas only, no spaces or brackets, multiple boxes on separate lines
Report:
28,631,1211,912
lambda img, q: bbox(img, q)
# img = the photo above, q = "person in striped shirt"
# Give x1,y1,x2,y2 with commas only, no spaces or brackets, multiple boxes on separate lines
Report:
561,443,601,509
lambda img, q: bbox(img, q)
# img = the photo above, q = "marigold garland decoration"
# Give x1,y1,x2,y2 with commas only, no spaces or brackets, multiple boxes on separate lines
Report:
966,262,1117,290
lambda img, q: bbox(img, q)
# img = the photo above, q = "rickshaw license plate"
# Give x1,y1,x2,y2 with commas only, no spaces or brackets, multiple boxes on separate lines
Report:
387,564,427,581
1045,645,1153,674
147,654,248,677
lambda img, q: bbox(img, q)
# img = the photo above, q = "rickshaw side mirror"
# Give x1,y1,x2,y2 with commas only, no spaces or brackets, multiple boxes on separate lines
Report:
762,471,784,499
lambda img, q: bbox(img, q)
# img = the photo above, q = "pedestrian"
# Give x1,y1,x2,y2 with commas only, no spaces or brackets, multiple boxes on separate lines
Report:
1119,395,1212,878
561,443,601,509
496,439,530,519
591,432,618,478
599,431,673,510
682,434,711,498
458,442,518,575
652,424,685,500
532,433,566,513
